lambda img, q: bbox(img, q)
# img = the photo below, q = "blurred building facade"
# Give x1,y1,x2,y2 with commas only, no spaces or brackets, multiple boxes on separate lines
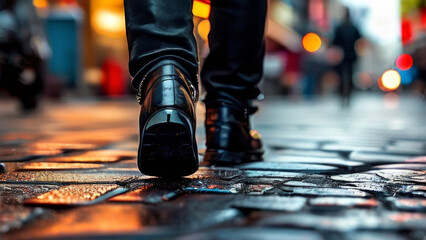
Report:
29,0,426,99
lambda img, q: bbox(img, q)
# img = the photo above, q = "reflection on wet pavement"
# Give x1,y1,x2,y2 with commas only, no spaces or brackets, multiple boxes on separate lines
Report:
0,206,44,234
108,185,183,204
0,147,63,162
232,196,307,211
256,210,426,231
20,162,104,170
308,197,379,208
0,97,426,239
25,184,127,205
45,149,136,163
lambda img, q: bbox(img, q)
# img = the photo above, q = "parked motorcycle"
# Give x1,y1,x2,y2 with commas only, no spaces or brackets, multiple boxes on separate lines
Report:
0,0,50,111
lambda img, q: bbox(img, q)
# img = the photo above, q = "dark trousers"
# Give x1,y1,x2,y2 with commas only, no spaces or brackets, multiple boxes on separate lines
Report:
124,0,267,110
337,62,354,105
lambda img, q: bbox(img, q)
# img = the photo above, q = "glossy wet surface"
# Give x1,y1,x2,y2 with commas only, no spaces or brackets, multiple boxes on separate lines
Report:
0,95,425,239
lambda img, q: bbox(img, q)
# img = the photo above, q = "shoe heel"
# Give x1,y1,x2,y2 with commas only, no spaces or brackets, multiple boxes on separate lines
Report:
139,108,199,177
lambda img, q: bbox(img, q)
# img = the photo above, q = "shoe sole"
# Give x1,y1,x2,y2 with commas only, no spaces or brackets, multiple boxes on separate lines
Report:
203,149,264,165
138,108,199,177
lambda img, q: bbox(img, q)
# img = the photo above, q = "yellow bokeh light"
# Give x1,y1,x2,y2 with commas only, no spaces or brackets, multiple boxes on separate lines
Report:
91,10,125,37
302,33,322,53
33,0,48,8
197,19,210,41
380,70,401,91
192,1,211,19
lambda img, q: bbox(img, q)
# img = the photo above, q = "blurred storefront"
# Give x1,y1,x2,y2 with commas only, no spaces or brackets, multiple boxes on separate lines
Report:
30,0,426,99
260,0,426,99
263,0,403,97
400,0,426,96
33,0,129,97
34,0,211,98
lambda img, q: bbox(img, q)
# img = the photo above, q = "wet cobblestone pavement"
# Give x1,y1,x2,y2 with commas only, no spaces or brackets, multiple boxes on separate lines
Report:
0,94,425,240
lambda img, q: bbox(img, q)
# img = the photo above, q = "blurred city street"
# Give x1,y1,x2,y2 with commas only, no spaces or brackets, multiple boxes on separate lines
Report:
1,0,426,239
0,94,425,240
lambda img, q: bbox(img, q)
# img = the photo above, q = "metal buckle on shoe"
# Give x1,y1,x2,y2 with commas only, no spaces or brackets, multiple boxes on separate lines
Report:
189,82,199,102
136,73,150,104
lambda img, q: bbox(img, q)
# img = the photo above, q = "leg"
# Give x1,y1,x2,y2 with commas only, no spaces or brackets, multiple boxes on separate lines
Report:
201,0,267,110
124,0,198,94
346,62,354,105
339,62,353,107
202,0,267,164
337,64,347,107
124,0,199,176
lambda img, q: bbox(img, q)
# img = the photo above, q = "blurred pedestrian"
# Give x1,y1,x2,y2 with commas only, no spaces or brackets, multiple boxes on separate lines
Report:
124,0,266,177
332,7,362,107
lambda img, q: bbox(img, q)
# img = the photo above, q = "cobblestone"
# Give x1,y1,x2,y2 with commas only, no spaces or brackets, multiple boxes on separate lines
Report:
0,95,426,239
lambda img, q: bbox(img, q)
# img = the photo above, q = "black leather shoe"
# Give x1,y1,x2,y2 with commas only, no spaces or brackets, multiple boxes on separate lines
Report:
137,63,199,177
203,106,264,164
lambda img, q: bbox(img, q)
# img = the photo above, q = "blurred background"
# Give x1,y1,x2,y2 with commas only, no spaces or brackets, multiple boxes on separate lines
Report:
0,0,425,110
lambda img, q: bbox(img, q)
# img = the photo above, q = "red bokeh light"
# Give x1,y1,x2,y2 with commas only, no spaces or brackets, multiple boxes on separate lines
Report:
401,19,413,44
421,8,426,28
396,54,413,71
101,58,126,97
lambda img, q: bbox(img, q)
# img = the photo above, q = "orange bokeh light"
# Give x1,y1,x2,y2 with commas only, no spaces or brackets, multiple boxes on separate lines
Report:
379,70,401,92
302,33,322,53
197,19,210,41
192,0,211,19
33,0,48,8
